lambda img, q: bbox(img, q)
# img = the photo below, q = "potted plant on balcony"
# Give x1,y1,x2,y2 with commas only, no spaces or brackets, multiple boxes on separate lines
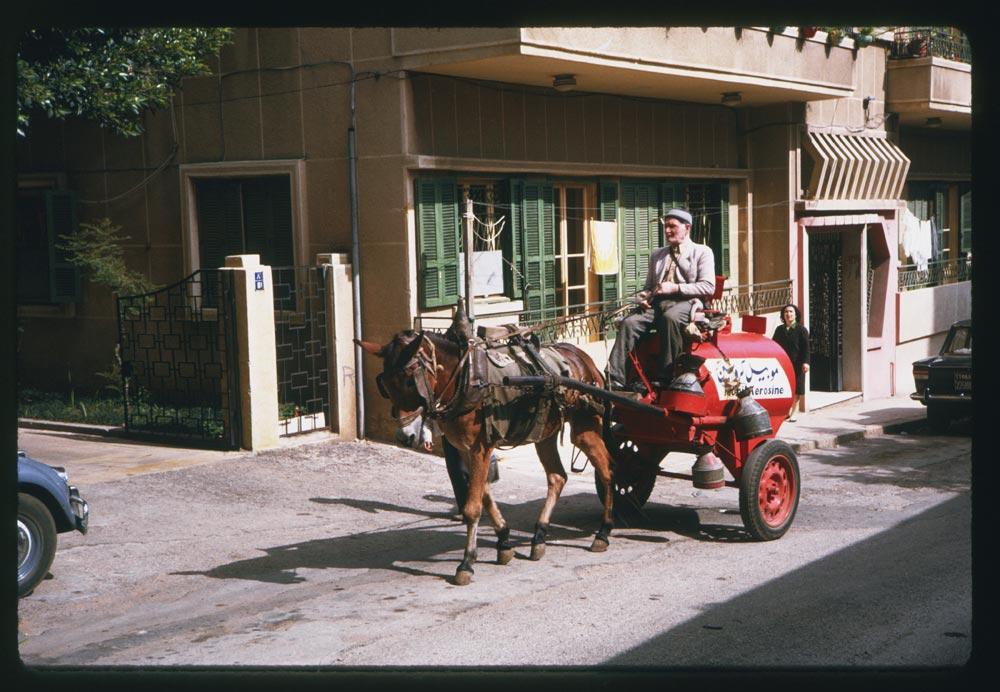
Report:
800,26,818,39
825,27,846,45
853,27,876,47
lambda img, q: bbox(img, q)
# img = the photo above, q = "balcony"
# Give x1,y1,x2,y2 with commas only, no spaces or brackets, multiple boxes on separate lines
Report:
887,28,971,130
390,27,858,107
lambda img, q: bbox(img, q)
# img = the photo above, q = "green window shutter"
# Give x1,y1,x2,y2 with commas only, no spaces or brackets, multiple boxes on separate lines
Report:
598,181,620,304
196,179,245,270
46,190,80,303
621,180,662,298
707,181,730,278
659,181,686,217
933,187,947,260
415,177,460,309
243,176,294,267
518,181,557,322
960,189,972,254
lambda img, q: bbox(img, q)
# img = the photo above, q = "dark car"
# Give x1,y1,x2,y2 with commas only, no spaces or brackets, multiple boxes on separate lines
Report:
17,451,89,597
911,319,972,432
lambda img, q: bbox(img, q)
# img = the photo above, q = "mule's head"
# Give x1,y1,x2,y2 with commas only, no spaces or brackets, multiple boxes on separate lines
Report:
356,331,435,447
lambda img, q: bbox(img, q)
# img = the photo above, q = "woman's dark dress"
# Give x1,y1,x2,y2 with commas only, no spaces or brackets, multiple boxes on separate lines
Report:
772,323,810,393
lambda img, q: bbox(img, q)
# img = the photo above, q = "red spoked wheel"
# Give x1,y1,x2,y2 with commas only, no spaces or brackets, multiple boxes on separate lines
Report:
738,439,800,541
596,436,667,519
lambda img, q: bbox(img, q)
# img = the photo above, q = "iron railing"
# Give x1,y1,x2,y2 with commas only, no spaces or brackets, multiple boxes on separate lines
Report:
116,269,241,448
898,257,972,291
891,27,971,63
415,279,793,342
272,266,330,435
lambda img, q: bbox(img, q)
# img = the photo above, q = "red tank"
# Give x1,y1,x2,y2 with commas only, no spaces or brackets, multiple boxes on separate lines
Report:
614,321,796,478
600,309,801,541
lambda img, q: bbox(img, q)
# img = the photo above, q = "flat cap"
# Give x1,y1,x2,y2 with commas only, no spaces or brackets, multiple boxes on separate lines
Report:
659,208,693,225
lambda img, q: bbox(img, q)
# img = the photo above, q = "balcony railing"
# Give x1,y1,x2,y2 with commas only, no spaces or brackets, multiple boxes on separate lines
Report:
415,279,793,342
898,257,972,291
890,27,971,63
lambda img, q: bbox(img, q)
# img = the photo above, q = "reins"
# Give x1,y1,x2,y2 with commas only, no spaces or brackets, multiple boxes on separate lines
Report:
404,333,475,420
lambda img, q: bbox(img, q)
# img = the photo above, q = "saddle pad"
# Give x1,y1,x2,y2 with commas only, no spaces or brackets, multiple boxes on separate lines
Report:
481,343,573,444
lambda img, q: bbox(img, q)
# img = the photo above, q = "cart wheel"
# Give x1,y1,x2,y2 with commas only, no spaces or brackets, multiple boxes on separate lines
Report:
596,438,665,517
739,439,799,541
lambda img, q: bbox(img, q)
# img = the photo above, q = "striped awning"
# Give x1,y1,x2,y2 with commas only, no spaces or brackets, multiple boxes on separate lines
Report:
802,131,910,202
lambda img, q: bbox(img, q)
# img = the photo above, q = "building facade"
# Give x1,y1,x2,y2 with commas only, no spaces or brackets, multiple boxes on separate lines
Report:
15,26,973,440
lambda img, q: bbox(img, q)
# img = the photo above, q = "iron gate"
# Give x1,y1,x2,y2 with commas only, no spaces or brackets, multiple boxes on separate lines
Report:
809,232,844,392
272,266,330,435
117,270,242,448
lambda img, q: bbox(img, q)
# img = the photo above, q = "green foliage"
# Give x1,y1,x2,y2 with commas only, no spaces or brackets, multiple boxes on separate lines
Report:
19,387,124,426
57,217,159,296
17,27,233,138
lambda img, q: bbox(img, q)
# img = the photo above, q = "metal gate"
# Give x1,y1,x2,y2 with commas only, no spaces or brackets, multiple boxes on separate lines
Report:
272,266,330,435
809,232,844,392
117,270,242,448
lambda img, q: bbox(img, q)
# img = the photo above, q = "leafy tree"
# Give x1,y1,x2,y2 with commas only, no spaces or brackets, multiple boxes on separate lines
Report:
16,27,233,138
57,217,159,296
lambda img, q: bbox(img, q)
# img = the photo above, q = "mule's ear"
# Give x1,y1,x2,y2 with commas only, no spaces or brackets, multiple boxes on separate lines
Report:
355,339,386,358
396,332,425,365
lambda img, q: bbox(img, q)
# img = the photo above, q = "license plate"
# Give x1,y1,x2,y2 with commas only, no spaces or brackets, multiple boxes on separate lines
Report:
954,371,972,391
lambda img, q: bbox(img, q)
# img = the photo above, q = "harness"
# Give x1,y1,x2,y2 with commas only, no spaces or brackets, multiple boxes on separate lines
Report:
384,330,595,446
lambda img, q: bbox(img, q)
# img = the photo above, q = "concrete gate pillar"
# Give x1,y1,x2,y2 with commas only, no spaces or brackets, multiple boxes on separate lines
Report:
224,254,280,450
317,253,358,440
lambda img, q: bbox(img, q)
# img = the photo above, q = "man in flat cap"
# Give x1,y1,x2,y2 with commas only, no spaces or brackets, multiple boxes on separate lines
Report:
607,208,716,390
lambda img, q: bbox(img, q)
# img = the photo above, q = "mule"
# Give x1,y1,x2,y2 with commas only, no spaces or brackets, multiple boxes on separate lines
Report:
357,326,616,586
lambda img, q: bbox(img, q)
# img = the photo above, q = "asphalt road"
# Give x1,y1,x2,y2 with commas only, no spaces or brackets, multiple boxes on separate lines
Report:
16,422,973,674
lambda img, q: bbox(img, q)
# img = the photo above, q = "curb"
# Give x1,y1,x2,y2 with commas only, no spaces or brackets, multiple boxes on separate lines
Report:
18,418,123,436
786,416,924,454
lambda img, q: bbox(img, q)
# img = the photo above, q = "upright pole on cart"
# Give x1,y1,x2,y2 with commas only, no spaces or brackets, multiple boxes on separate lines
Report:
464,197,475,323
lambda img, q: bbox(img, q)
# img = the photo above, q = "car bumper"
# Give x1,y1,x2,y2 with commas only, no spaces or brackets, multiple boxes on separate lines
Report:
910,392,972,406
69,486,89,535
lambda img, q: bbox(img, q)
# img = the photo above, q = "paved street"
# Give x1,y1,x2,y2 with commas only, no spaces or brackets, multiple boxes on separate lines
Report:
16,414,973,674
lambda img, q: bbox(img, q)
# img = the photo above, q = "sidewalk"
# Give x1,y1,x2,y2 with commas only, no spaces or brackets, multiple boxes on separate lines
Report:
493,392,929,475
17,393,928,485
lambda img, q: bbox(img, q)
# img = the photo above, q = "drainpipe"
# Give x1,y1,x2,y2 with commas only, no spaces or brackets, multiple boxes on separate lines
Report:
347,75,365,440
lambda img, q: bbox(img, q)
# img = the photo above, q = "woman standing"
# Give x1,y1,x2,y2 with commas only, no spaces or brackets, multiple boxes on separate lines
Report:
772,304,810,422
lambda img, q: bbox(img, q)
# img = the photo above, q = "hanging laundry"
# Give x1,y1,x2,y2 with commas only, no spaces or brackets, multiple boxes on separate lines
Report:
914,219,933,272
589,220,619,275
899,207,919,262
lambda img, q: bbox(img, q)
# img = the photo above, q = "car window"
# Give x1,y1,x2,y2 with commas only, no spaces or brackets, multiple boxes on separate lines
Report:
944,327,972,354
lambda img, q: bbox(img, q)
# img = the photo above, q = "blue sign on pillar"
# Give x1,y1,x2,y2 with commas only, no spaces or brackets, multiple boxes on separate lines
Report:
254,271,264,291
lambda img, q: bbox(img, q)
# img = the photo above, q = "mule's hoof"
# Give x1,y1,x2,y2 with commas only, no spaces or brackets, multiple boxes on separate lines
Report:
497,549,515,565
590,538,609,553
454,569,473,586
530,543,546,561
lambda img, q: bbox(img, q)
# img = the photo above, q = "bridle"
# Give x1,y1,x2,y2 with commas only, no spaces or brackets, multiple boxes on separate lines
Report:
376,332,476,421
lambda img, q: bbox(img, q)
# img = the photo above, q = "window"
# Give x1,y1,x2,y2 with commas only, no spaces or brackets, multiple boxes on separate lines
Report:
413,175,731,316
16,186,80,305
195,176,294,270
959,186,972,257
906,182,948,260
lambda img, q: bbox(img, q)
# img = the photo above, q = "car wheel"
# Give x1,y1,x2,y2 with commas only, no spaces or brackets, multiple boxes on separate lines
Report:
18,493,58,598
927,404,952,433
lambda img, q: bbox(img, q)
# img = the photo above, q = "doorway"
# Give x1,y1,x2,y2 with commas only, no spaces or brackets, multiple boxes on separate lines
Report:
553,184,597,315
809,231,844,391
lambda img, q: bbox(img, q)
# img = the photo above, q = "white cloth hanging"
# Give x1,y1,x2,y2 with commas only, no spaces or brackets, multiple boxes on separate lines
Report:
914,219,933,272
589,220,619,275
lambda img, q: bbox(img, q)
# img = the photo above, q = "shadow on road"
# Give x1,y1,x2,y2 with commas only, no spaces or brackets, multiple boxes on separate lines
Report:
603,493,973,668
172,489,755,586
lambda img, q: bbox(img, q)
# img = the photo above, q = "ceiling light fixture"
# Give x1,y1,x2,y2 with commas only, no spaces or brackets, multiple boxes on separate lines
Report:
721,91,742,104
552,74,577,92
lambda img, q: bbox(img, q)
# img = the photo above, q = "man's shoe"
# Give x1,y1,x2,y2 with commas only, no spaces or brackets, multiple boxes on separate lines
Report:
629,381,649,395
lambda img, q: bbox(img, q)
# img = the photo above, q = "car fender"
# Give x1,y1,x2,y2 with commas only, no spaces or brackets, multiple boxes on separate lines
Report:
17,452,88,534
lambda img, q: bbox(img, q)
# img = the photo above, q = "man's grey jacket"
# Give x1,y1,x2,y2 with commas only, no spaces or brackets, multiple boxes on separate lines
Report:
642,242,717,300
